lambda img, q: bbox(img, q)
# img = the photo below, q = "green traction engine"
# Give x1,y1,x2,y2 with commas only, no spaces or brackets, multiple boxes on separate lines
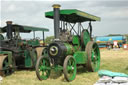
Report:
0,21,49,76
36,4,101,81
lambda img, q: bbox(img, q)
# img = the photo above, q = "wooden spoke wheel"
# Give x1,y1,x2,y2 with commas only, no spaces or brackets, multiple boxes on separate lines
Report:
63,55,77,82
36,56,51,80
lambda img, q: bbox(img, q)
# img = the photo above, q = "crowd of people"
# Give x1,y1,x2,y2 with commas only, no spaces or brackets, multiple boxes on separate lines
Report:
106,41,120,50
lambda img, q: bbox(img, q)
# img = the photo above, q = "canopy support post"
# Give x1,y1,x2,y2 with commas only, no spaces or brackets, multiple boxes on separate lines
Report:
33,31,35,39
42,31,45,43
89,21,92,38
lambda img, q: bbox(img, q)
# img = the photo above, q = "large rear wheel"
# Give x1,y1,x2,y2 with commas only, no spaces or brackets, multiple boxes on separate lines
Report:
36,56,51,80
63,55,77,82
86,41,100,72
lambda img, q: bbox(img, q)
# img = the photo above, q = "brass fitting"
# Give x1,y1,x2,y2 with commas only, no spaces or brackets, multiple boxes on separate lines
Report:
6,21,12,24
52,4,61,8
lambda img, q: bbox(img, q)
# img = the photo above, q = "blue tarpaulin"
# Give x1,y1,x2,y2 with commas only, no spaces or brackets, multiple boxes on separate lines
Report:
98,70,128,78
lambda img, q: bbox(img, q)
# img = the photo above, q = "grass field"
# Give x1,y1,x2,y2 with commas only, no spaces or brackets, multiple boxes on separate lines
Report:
1,49,128,85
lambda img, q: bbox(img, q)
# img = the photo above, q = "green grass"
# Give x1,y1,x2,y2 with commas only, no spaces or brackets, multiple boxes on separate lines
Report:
1,49,128,85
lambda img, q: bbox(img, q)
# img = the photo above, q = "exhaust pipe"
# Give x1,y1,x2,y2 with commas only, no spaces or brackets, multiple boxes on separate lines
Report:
52,4,61,39
6,21,13,39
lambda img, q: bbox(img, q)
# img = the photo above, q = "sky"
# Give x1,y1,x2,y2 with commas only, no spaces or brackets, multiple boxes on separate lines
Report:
0,0,128,39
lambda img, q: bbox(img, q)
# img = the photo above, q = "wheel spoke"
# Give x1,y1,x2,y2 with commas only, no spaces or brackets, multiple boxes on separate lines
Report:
36,56,51,80
64,56,76,81
67,66,73,71
68,60,71,66
71,60,75,66
42,59,46,65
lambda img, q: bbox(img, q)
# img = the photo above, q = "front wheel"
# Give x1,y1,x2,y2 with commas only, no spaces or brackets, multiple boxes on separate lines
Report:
63,55,77,82
35,56,51,80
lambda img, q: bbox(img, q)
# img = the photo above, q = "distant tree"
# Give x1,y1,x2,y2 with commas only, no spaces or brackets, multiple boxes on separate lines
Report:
45,36,54,44
108,34,122,36
124,34,128,44
124,34,128,37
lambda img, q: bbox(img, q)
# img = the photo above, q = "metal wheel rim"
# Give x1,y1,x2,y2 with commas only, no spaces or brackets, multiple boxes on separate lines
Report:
64,56,77,81
86,41,100,72
0,56,10,76
90,43,100,72
36,56,51,80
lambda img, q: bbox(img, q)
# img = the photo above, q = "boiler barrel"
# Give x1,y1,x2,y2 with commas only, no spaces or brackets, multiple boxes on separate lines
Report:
48,42,73,65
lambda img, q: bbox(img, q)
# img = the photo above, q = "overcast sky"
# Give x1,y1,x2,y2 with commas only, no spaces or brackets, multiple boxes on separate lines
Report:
0,0,128,39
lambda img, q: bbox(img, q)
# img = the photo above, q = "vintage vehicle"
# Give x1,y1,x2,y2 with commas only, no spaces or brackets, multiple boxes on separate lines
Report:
0,21,49,76
35,4,101,81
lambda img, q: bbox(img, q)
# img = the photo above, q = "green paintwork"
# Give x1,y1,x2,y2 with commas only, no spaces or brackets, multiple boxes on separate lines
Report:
0,22,49,76
0,51,14,75
64,43,73,55
64,56,77,81
72,36,80,45
27,39,40,47
45,9,101,23
83,30,91,46
24,49,37,67
1,24,49,33
0,51,13,66
42,48,49,57
91,43,100,72
63,35,89,65
67,59,76,81
53,65,63,72
0,38,41,69
2,56,10,75
24,50,32,67
72,36,81,52
35,6,101,81
38,57,51,80
73,51,87,64
22,25,49,32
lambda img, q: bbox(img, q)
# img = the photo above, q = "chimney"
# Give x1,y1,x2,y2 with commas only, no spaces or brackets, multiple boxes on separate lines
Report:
52,4,61,39
6,21,13,39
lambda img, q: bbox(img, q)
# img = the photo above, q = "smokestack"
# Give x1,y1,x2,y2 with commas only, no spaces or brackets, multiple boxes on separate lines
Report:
6,21,13,39
52,4,61,39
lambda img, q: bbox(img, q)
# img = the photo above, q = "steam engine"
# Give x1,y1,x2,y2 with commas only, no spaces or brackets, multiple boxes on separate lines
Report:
46,5,79,65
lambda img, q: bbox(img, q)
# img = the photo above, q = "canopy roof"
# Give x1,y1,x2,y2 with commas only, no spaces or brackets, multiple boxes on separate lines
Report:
0,24,49,33
45,9,101,23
